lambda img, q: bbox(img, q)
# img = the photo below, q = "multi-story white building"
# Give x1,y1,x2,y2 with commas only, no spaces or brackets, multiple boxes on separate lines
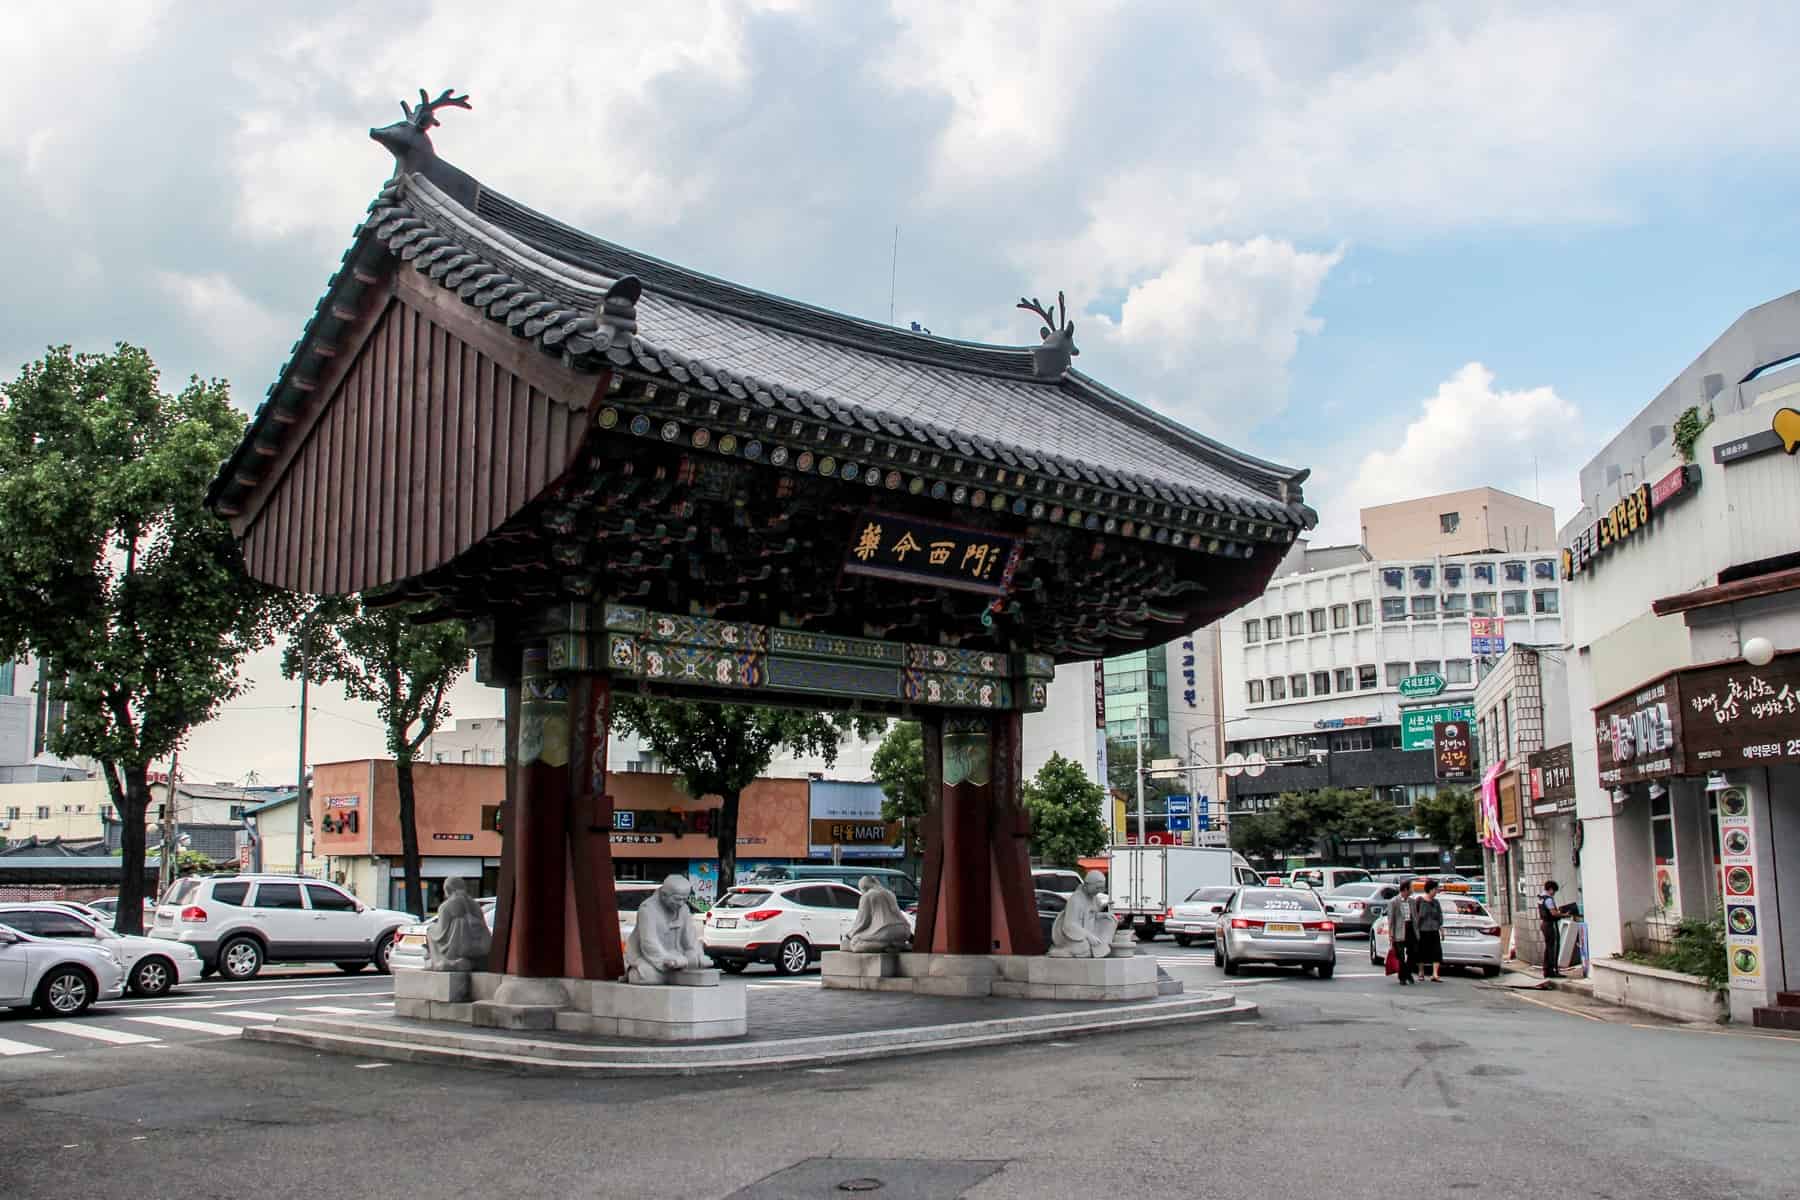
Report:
0,656,92,784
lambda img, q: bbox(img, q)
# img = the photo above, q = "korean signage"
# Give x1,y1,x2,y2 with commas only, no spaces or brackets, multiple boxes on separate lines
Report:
1497,773,1521,837
1093,661,1108,790
1561,464,1698,580
612,807,718,839
1714,406,1800,466
1399,673,1446,699
1680,653,1800,770
1165,795,1190,816
1314,715,1380,730
319,794,360,836
1179,637,1198,709
1434,720,1473,780
843,511,1020,596
1593,676,1682,786
809,819,902,846
810,780,901,860
1402,704,1475,750
1469,616,1506,656
1197,795,1211,832
1528,743,1575,815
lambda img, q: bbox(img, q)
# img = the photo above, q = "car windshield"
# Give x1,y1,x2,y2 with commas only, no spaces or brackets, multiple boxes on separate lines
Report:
1034,874,1081,894
718,889,774,909
1183,887,1235,903
1332,883,1382,898
1240,889,1323,911
616,890,655,913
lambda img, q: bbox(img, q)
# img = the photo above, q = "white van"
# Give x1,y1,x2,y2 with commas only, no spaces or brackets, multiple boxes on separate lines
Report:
1286,866,1374,893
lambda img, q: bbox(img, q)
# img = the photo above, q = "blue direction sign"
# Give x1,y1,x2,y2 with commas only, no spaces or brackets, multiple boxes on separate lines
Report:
1167,815,1192,832
1197,796,1211,831
1165,794,1191,816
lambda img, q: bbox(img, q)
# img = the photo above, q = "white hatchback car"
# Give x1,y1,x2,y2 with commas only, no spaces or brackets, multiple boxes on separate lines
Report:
703,881,888,975
2,902,202,997
0,921,128,1016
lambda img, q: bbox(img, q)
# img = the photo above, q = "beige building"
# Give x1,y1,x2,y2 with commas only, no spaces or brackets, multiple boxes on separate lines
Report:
0,779,114,843
1361,488,1556,560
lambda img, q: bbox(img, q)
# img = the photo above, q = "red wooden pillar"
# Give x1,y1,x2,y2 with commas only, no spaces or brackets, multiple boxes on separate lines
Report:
502,644,569,978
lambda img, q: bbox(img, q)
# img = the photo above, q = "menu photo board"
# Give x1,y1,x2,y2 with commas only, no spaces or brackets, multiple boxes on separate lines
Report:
1434,720,1473,780
1716,783,1767,994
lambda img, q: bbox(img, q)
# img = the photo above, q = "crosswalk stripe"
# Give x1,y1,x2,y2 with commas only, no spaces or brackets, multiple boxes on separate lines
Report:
297,1006,375,1015
217,1010,279,1021
26,1022,160,1046
120,1015,244,1036
0,1036,50,1056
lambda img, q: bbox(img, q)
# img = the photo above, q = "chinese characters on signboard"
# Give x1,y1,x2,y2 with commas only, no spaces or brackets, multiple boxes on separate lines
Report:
843,511,1020,596
1469,617,1506,656
1434,720,1473,780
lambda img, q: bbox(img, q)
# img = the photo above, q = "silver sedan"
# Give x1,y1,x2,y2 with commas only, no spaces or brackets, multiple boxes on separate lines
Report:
1213,887,1337,978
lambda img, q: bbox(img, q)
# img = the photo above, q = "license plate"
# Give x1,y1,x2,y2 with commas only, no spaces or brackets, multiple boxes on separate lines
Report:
400,934,425,945
1265,923,1303,935
1444,928,1476,938
714,918,738,929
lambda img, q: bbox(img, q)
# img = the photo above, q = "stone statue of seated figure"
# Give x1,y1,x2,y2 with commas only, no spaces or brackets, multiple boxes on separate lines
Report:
624,874,710,984
426,876,491,972
842,875,913,953
1046,870,1118,958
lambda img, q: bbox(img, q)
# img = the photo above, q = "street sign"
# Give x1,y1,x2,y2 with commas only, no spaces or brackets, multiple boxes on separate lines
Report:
1197,830,1228,847
1165,794,1191,816
1197,796,1211,831
1435,720,1474,780
1401,704,1475,750
1470,616,1507,656
1167,815,1191,832
1399,673,1446,699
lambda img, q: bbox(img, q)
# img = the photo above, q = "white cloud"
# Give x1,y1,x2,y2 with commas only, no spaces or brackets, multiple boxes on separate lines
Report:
1318,362,1588,542
153,271,288,380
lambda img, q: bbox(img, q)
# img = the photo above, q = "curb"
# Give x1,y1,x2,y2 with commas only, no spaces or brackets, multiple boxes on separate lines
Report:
242,994,1257,1076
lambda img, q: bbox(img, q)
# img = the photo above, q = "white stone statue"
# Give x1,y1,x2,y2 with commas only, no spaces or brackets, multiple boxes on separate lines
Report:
1047,870,1119,958
426,876,491,971
624,874,710,984
842,875,913,953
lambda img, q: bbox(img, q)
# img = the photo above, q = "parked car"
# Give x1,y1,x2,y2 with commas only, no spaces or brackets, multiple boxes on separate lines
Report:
1319,882,1402,936
1371,893,1502,976
5,901,202,997
148,874,417,980
1213,887,1336,977
1286,867,1374,893
0,921,127,1016
1165,886,1237,947
85,896,157,929
704,880,909,975
745,865,920,907
1035,888,1068,944
1031,868,1084,896
390,898,497,971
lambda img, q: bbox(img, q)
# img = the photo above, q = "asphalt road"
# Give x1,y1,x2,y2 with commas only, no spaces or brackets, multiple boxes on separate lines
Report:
2,939,1796,1200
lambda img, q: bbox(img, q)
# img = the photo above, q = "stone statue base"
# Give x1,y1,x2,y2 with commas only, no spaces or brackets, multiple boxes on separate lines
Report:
626,965,721,987
821,952,1170,1002
392,969,745,1041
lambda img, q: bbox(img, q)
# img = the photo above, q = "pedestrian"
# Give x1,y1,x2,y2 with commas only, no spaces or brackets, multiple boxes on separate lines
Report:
1413,879,1444,982
1389,878,1416,984
1539,879,1567,979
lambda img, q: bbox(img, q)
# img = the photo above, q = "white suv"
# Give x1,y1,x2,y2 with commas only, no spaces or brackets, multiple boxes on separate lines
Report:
149,874,417,980
703,881,900,975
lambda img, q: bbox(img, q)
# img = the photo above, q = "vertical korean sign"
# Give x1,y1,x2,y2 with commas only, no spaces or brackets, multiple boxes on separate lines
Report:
1434,720,1473,780
1093,662,1110,808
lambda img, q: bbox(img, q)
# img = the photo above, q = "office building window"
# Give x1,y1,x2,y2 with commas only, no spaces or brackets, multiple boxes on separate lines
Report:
1354,600,1373,626
1244,620,1261,644
481,749,496,764
1331,729,1374,752
1381,598,1407,622
1247,680,1265,704
1385,662,1409,687
1442,593,1468,616
5,807,18,820
1503,561,1527,583
1358,665,1378,690
1445,659,1472,684
1308,608,1327,633
1414,659,1442,678
1443,564,1464,589
1312,671,1331,695
0,660,12,697
1287,613,1305,637
460,749,474,763
1331,604,1349,629
1289,674,1308,698
36,806,50,820
1534,589,1560,614
1335,668,1355,693
1411,594,1437,618
1412,565,1435,590
1503,590,1528,616
1472,592,1497,616
1269,676,1287,701
1265,617,1282,641
1439,512,1460,534
1473,562,1495,584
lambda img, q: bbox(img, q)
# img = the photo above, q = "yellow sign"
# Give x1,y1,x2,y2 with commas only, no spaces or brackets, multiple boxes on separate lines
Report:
1776,406,1800,454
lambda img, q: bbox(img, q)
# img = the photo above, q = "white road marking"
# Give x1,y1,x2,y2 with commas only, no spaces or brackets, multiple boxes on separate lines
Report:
298,1005,377,1015
26,1022,159,1046
0,1036,50,1057
354,1062,389,1070
120,1015,245,1036
217,1010,279,1021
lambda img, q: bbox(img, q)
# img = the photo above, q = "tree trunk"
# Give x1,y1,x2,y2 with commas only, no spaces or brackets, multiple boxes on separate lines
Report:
115,763,153,936
396,756,425,917
715,789,741,899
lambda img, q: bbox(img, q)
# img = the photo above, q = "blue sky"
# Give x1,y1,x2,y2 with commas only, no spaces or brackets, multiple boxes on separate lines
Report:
5,1,1799,778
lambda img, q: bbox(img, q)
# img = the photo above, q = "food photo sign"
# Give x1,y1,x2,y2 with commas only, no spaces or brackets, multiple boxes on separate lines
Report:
1715,781,1767,994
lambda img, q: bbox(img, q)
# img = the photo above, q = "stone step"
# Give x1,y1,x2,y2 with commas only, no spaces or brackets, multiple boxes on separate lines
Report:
1774,991,1800,1008
1752,1006,1800,1031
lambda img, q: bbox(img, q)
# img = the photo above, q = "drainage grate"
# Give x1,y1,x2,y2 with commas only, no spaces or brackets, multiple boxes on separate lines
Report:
726,1158,1006,1199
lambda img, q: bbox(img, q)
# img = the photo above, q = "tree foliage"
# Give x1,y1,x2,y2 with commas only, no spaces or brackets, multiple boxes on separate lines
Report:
1230,787,1404,865
613,700,885,888
0,345,290,932
1023,752,1109,867
869,722,927,859
1412,786,1479,862
282,596,470,918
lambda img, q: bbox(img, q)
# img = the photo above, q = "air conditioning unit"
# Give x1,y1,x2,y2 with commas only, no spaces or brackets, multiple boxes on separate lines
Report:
0,820,11,830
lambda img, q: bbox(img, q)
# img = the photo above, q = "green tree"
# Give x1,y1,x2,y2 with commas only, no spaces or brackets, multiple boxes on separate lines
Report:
283,596,470,918
1412,786,1479,862
869,722,927,863
1267,787,1404,864
1023,752,1109,867
1228,810,1286,866
613,700,885,889
0,345,290,934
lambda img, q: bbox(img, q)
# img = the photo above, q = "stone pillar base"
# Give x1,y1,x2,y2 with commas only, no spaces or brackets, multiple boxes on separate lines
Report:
820,952,1167,1001
393,971,746,1041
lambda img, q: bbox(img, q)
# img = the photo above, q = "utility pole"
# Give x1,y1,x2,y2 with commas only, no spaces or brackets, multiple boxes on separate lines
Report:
1134,702,1146,845
160,747,180,898
294,619,310,877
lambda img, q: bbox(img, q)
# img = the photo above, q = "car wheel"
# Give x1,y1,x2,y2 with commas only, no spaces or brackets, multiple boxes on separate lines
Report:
373,932,396,975
1221,946,1239,976
718,960,748,975
1174,934,1193,948
35,966,95,1016
1482,965,1501,978
1136,923,1159,942
1370,940,1382,964
1318,960,1335,980
1212,940,1224,967
774,936,811,976
129,956,176,997
336,961,368,974
219,935,264,980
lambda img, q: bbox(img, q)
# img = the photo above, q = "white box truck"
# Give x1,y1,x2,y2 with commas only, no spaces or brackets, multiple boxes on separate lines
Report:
1108,845,1262,939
